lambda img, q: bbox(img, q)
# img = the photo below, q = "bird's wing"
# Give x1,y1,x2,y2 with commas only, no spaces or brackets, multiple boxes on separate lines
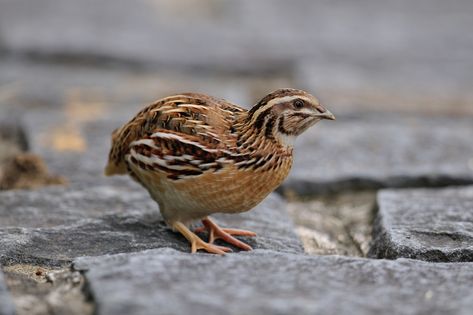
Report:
127,129,237,180
105,93,246,177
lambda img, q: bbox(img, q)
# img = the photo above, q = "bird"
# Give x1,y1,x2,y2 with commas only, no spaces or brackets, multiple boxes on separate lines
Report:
105,88,335,254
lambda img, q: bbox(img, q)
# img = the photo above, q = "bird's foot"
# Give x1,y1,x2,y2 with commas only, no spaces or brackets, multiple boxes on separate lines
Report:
194,217,256,251
172,221,231,255
191,236,232,255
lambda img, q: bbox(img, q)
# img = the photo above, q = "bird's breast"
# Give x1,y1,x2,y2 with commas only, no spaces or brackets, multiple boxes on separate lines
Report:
171,154,293,214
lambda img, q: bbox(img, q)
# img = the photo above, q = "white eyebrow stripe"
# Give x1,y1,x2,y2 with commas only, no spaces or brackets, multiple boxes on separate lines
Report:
250,95,312,124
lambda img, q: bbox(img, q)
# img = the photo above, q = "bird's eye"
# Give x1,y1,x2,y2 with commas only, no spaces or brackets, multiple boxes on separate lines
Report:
294,99,304,109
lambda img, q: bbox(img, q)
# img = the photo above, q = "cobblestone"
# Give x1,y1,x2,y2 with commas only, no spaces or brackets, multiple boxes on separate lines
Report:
0,186,301,267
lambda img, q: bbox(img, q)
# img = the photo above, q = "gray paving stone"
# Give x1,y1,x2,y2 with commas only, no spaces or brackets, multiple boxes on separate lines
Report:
74,249,473,315
0,269,15,315
285,113,473,195
0,185,301,266
369,186,473,262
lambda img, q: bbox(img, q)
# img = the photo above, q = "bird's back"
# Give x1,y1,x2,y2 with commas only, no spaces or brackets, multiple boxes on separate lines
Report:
105,93,246,176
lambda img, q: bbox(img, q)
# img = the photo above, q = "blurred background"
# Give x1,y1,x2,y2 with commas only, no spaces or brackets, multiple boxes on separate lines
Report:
1,0,472,115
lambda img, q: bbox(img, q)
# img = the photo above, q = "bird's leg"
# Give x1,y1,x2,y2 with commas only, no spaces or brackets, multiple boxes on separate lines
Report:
195,217,256,251
172,221,232,255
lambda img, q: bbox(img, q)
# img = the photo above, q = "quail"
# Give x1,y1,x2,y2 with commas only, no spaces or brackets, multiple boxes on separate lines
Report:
105,89,335,254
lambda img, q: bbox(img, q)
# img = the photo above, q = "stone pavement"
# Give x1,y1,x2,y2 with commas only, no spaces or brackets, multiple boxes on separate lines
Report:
1,0,473,314
370,187,473,262
74,249,473,315
0,186,301,267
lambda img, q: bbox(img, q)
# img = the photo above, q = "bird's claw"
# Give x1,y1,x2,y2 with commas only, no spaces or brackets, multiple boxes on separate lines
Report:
197,218,256,251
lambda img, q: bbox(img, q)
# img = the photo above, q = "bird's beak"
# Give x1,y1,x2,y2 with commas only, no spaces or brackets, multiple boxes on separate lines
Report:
320,109,336,120
323,111,335,120
314,106,336,120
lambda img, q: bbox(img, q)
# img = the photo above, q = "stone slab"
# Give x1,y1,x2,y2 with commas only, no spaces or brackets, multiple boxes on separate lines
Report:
0,269,15,315
0,185,302,266
369,186,473,262
284,113,473,195
74,249,473,315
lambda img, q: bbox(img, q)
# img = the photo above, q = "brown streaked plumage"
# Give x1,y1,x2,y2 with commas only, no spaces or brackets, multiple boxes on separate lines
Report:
105,88,335,254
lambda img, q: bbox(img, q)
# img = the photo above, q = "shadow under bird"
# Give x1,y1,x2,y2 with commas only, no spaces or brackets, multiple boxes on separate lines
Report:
105,88,335,254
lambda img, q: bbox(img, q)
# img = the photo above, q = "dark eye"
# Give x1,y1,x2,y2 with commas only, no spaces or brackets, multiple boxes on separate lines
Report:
294,99,304,109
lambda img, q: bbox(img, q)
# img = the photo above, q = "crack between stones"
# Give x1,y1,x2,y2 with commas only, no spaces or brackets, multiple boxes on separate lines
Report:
285,190,377,257
2,263,96,315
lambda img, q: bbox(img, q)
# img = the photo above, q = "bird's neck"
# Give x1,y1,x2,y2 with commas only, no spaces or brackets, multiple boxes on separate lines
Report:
234,112,294,154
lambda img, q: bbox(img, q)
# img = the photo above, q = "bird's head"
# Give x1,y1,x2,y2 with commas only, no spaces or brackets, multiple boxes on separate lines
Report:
246,88,335,147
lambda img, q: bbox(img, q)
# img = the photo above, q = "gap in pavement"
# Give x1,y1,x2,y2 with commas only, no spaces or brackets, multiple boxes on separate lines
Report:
2,264,94,315
285,190,377,257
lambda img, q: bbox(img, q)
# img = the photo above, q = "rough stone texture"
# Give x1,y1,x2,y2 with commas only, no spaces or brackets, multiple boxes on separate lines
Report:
0,269,15,315
284,113,473,195
369,186,473,262
74,249,473,315
0,185,302,266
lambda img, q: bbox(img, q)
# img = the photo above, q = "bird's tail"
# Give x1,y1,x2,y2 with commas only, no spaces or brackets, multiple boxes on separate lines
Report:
104,127,128,176
104,161,127,176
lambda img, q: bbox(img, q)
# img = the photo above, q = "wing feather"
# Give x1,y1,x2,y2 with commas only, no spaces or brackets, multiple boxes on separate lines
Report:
105,93,245,177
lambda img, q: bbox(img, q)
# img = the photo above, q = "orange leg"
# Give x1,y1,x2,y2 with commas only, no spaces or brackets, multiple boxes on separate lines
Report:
195,217,257,251
172,221,232,255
